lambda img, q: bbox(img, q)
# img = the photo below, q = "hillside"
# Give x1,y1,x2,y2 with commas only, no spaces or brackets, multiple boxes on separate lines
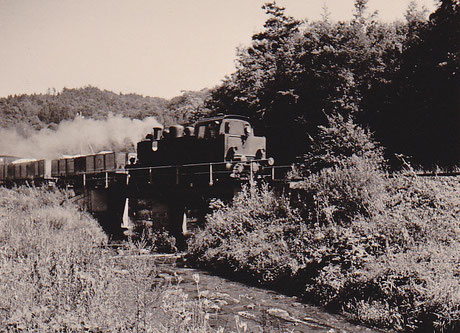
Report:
0,86,211,131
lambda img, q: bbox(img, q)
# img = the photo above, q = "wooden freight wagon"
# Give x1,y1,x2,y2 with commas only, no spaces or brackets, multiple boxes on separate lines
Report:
104,152,127,170
9,159,35,180
51,159,59,177
86,155,95,173
93,151,128,172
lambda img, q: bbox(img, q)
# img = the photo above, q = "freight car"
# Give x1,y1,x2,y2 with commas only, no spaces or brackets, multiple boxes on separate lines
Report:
0,152,129,184
0,158,51,186
50,152,129,178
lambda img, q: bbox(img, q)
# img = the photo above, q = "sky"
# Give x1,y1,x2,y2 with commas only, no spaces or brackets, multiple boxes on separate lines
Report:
0,0,437,99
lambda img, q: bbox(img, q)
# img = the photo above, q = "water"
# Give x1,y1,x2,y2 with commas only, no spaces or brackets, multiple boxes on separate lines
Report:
147,254,382,332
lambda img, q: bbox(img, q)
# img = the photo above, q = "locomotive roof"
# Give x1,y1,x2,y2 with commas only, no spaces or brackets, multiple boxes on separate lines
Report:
195,114,249,124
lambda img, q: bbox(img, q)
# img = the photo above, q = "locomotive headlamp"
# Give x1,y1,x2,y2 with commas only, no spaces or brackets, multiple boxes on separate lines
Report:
268,157,275,166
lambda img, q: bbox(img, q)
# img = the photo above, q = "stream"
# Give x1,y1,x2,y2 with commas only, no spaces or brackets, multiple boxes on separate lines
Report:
141,253,383,332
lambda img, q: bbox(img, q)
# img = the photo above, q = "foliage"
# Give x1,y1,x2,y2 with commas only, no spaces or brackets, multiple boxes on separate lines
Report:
0,86,210,132
187,184,305,287
187,116,460,331
131,228,178,254
372,0,460,168
0,187,214,332
206,0,459,167
298,113,385,173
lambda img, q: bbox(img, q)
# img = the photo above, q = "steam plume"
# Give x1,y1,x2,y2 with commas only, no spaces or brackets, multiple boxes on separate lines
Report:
0,115,161,159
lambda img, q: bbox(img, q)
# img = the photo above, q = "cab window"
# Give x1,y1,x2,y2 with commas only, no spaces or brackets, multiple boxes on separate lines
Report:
223,120,248,135
207,121,220,138
197,121,221,139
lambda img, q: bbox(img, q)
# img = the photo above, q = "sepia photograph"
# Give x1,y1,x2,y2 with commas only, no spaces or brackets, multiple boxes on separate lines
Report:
0,0,458,331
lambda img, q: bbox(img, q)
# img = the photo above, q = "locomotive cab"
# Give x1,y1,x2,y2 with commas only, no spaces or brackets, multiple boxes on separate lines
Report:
194,116,266,163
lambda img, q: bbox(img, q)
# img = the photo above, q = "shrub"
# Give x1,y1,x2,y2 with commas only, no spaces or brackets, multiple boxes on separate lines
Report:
292,116,459,331
187,184,306,287
187,115,460,332
130,228,178,254
298,113,385,175
0,187,108,330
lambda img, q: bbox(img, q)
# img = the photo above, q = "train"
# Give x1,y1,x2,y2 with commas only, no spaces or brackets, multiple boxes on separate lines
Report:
0,115,273,242
129,115,274,243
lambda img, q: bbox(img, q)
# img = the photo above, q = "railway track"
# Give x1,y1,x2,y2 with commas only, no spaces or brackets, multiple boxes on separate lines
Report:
415,171,460,177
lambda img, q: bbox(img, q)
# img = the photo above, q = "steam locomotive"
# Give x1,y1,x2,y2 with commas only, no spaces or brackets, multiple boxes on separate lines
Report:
129,114,274,240
135,114,273,183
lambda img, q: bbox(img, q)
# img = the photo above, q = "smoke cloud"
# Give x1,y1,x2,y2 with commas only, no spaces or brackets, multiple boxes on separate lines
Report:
0,115,162,159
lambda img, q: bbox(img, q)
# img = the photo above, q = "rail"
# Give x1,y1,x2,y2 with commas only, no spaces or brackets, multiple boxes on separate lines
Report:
126,159,282,185
415,171,460,177
2,160,457,188
34,159,283,189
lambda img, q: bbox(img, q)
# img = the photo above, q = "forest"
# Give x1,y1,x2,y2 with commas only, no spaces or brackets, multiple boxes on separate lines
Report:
205,0,459,168
0,86,209,134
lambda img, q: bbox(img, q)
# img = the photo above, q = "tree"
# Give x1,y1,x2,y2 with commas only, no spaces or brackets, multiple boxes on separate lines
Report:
375,0,460,167
207,0,459,167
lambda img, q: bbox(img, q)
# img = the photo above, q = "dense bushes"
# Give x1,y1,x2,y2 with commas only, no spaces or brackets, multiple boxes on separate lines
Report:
0,187,211,332
187,115,460,331
0,187,107,330
188,185,305,287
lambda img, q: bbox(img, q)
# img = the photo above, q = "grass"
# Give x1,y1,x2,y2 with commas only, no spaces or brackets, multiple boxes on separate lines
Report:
0,186,214,332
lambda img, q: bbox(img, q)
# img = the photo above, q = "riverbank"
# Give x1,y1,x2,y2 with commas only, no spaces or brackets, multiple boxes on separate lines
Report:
186,116,460,332
0,187,211,332
0,186,380,332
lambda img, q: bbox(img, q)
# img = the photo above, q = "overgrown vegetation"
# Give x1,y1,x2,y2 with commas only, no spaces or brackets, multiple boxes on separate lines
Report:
187,114,460,332
207,0,459,168
0,187,213,331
